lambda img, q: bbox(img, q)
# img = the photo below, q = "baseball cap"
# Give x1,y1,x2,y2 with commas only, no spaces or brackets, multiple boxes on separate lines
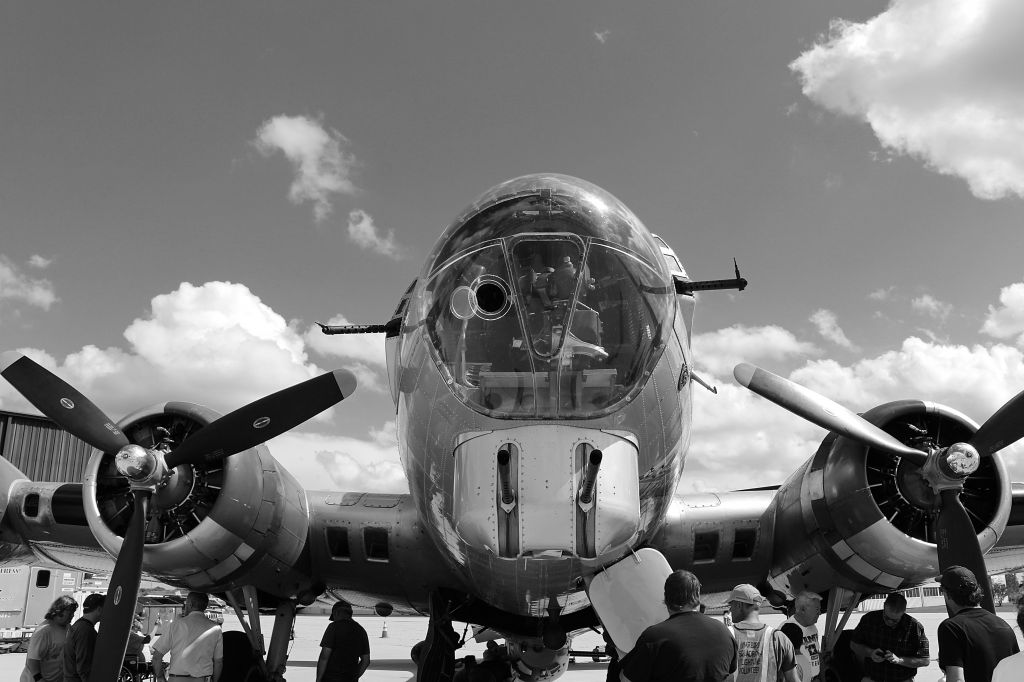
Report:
938,565,978,593
729,584,762,605
330,601,354,620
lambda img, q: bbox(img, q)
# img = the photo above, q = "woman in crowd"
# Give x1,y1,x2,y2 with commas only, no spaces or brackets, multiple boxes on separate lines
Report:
20,595,78,682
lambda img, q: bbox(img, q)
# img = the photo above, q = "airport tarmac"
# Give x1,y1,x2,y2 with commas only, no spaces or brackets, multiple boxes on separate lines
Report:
0,610,1020,681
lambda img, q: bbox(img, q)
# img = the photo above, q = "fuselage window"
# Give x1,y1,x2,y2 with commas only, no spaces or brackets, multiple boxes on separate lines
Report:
732,528,757,560
364,527,390,562
326,527,350,560
35,569,51,588
693,531,719,562
24,493,40,518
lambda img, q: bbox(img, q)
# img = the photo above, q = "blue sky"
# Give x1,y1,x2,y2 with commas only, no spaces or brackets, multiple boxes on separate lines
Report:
2,1,1023,493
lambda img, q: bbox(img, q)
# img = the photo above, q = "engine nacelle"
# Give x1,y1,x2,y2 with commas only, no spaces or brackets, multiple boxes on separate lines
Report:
768,400,1011,597
82,402,317,601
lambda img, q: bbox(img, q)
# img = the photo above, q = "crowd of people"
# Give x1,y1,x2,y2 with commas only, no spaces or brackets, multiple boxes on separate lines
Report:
618,565,1022,682
19,590,225,682
17,566,1024,682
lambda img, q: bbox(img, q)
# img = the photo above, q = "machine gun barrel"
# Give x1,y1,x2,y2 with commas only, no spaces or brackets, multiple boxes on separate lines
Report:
578,449,603,505
497,449,516,506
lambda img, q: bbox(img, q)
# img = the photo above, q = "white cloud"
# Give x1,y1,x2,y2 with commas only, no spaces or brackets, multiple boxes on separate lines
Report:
0,279,404,494
981,282,1024,345
0,281,324,419
346,209,402,259
692,325,819,378
810,309,860,351
911,294,953,321
791,0,1024,199
253,115,357,222
267,429,406,493
370,420,398,447
28,255,53,269
0,255,57,311
868,287,894,301
685,335,1024,493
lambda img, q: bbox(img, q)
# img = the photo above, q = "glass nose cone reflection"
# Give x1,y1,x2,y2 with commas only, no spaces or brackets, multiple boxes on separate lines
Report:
418,175,674,419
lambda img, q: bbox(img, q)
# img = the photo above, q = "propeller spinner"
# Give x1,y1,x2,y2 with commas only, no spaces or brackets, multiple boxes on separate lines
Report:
1,353,357,682
734,362,1024,615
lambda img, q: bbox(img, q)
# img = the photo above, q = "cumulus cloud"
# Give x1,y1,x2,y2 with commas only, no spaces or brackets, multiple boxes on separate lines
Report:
981,281,1024,345
369,420,398,447
685,333,1024,493
693,324,819,378
253,115,357,222
868,287,894,301
0,255,57,311
810,309,860,351
346,209,402,259
265,429,405,493
791,0,1024,199
28,255,53,269
911,294,953,321
0,279,407,494
0,281,322,419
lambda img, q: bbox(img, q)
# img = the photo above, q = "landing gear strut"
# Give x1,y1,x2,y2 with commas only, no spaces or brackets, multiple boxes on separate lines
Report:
416,592,460,682
820,586,861,682
225,587,297,682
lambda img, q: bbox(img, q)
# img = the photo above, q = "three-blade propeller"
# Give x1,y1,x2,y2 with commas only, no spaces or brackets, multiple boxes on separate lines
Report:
734,362,1024,614
0,353,356,682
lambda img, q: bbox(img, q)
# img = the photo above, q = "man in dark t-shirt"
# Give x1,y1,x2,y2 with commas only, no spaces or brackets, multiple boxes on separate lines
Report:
317,601,371,682
620,570,737,682
936,566,1019,682
62,592,104,682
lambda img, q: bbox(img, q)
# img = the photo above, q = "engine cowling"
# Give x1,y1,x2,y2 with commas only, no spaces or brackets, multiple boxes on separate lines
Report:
82,401,317,602
768,400,1011,597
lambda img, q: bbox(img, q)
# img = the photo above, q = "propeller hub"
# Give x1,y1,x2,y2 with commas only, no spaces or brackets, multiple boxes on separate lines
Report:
941,443,980,478
115,444,157,480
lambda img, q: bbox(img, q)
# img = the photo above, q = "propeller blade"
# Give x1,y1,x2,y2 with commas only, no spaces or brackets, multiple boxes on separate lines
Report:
733,363,928,466
164,369,357,469
934,489,995,614
969,387,1024,457
0,352,129,454
92,490,150,682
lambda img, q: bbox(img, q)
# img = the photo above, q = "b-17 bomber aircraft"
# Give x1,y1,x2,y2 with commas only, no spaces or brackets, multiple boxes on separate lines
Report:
3,174,1024,682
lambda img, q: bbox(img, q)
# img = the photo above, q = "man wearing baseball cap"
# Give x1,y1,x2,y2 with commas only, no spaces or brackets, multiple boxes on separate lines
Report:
780,591,822,682
936,565,1018,682
316,601,371,682
729,584,798,682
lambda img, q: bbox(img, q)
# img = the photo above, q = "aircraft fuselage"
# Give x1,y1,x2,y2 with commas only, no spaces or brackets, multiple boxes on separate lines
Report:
390,175,693,617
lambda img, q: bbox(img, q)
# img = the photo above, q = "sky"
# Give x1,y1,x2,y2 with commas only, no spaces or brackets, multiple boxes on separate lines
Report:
2,1,1024,495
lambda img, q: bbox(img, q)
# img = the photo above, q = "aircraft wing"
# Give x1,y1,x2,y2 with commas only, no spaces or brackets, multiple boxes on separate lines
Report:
0,458,462,616
649,482,1024,601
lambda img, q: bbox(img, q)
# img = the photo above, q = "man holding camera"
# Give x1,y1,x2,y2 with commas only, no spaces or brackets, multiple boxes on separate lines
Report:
849,593,929,682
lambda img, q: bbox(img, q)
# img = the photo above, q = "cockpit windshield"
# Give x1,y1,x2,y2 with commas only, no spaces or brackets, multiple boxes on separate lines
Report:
414,175,673,419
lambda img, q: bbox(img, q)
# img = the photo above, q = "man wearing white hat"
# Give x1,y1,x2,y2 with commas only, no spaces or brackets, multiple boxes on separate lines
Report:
728,584,798,682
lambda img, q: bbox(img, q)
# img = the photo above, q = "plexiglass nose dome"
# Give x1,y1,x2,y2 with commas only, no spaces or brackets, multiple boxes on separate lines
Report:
417,174,674,418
